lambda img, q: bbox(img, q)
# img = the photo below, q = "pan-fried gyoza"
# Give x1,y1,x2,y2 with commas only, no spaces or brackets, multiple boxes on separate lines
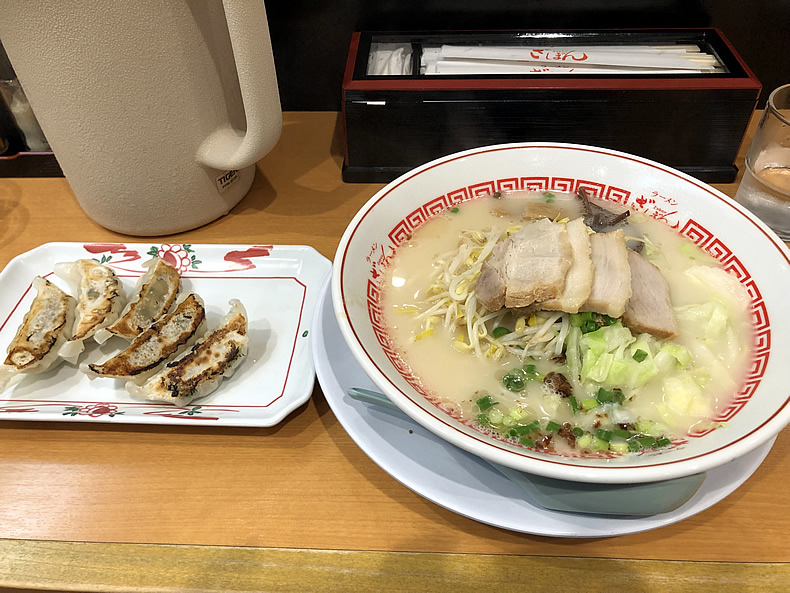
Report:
54,259,126,363
95,257,181,343
0,276,76,392
127,299,248,406
85,293,206,383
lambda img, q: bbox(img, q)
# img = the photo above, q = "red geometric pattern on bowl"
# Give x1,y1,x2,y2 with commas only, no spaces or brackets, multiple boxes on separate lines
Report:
469,181,498,197
446,187,471,204
677,220,770,436
367,279,422,387
495,178,520,192
425,195,452,217
365,177,768,447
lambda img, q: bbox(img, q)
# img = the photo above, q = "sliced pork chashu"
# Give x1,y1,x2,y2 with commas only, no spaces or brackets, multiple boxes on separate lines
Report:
581,229,632,318
536,217,593,314
475,219,573,311
474,239,509,311
504,218,573,309
622,250,678,339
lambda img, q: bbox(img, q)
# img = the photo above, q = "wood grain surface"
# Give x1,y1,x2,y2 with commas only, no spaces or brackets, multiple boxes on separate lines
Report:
1,540,789,593
0,112,788,591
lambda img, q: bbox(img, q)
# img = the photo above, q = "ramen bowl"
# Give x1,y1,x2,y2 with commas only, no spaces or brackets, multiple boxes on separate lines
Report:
332,142,790,485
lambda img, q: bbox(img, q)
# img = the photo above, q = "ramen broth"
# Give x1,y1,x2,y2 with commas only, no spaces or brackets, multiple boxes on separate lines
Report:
381,191,752,455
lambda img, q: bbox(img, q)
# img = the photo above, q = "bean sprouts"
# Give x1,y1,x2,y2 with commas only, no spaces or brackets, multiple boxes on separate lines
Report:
410,228,570,360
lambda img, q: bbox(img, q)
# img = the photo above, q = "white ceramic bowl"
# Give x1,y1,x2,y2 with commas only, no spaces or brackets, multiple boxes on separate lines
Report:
332,143,790,484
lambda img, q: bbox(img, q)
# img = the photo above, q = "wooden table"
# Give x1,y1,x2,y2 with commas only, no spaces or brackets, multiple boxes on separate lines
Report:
0,112,787,592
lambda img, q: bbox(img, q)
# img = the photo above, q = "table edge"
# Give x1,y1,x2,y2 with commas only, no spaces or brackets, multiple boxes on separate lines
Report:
1,539,788,593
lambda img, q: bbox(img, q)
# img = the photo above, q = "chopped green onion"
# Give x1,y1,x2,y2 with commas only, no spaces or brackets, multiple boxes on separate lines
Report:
492,326,510,339
520,437,535,447
545,420,562,432
593,437,609,451
633,349,648,362
597,387,625,405
627,440,642,452
595,429,612,442
613,428,631,439
543,192,555,203
581,320,599,334
610,441,630,454
596,387,615,403
569,312,592,327
581,398,599,410
477,414,489,425
637,436,658,449
511,422,539,436
577,434,593,449
568,396,579,414
450,207,459,213
503,364,542,392
571,311,618,333
572,426,585,437
488,408,504,424
502,372,526,392
476,394,498,411
657,438,672,447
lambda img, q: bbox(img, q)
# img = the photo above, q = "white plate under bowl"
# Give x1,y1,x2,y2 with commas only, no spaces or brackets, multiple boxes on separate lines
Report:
332,142,790,484
312,278,775,537
0,242,331,426
313,279,775,537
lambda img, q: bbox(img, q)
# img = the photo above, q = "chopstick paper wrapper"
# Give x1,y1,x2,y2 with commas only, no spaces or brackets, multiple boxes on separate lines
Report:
422,44,722,75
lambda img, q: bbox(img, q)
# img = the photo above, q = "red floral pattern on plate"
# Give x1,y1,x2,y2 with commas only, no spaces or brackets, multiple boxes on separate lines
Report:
63,403,124,417
80,243,274,274
0,242,323,426
0,401,241,420
149,244,199,273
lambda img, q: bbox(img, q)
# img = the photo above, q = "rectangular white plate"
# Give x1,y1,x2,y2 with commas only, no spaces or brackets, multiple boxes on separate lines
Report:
0,242,331,426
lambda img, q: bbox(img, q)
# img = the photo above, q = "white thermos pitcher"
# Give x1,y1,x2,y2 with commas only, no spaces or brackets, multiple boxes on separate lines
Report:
0,1,282,235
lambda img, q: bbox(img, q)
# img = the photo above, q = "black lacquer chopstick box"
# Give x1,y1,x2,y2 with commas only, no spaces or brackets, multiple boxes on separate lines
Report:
341,29,761,184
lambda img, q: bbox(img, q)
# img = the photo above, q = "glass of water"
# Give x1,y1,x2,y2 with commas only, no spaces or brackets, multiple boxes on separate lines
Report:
734,84,790,240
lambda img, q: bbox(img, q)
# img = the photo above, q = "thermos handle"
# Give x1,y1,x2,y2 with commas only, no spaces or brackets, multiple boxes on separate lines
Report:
196,0,282,171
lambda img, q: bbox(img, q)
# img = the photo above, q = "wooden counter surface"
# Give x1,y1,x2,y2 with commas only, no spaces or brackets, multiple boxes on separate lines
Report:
0,112,787,592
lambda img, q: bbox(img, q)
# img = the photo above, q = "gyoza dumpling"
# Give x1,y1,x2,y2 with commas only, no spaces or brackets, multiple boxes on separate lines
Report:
85,293,206,383
0,276,76,392
127,299,248,406
95,258,180,342
54,259,125,364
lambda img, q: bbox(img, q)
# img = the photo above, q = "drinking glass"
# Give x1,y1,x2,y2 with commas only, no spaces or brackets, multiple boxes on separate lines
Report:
734,84,790,240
